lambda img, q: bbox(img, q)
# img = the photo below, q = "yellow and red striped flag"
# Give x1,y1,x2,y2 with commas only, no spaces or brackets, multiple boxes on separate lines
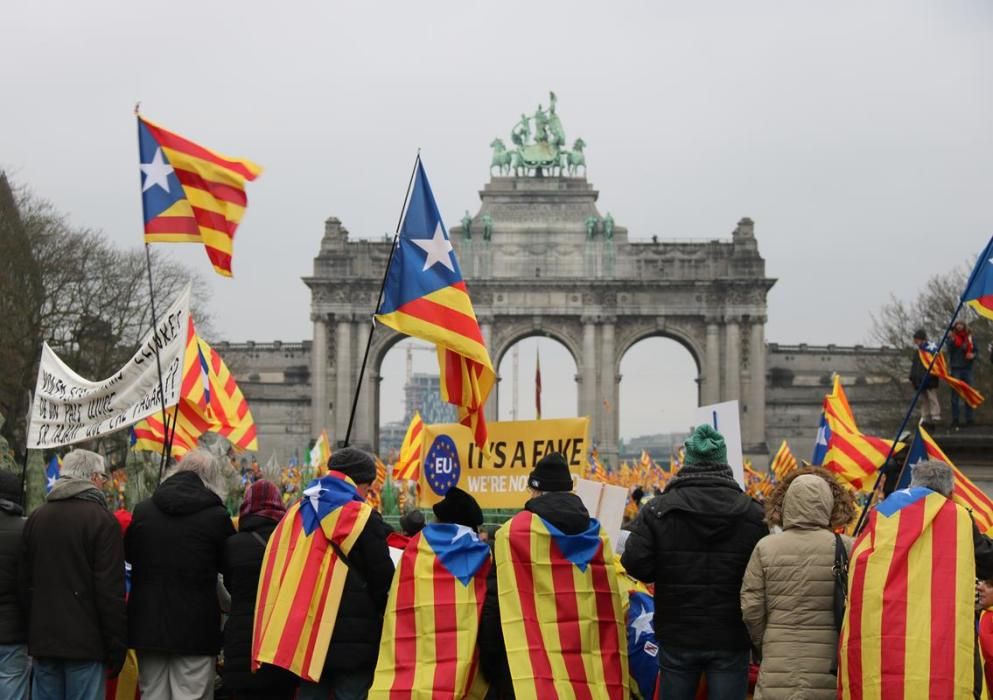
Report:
918,344,984,409
138,115,261,277
131,317,258,457
253,473,374,681
769,440,798,481
839,487,975,698
495,511,629,699
820,376,902,492
375,161,494,449
370,523,492,698
392,412,424,481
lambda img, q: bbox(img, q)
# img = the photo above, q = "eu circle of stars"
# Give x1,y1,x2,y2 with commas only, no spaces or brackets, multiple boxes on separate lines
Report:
425,435,460,496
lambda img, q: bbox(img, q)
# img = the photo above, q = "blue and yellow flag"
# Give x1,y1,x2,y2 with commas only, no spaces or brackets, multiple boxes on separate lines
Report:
495,511,629,699
370,523,491,699
252,473,373,682
962,235,993,320
839,487,975,699
375,160,494,449
44,454,61,494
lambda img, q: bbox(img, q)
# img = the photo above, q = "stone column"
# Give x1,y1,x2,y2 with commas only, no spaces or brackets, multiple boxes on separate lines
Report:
581,318,597,420
599,318,617,460
704,321,721,405
724,317,741,401
353,319,372,448
311,314,329,436
747,317,767,448
480,320,498,421
333,316,352,444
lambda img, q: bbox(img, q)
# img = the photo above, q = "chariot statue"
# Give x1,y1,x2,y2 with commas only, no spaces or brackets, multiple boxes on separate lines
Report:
487,91,587,177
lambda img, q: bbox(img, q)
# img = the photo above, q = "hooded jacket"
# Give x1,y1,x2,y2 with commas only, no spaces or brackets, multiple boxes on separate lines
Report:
621,469,767,650
20,479,126,673
0,497,26,644
479,491,591,698
740,475,852,699
126,470,235,655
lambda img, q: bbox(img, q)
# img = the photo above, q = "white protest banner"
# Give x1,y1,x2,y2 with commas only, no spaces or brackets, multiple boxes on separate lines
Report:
574,478,628,546
27,284,191,449
693,400,744,487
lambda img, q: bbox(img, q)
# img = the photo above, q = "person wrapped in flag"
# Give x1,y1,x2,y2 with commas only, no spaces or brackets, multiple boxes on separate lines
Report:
478,452,629,699
370,486,491,699
839,460,993,699
252,447,394,698
910,329,942,428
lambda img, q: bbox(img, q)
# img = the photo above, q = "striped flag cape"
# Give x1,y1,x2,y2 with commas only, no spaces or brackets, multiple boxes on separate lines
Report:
817,376,902,491
918,344,984,409
370,523,492,699
496,511,629,699
393,412,424,481
375,160,494,449
839,486,976,699
138,115,261,277
252,473,374,682
131,316,257,457
896,425,993,535
769,439,798,481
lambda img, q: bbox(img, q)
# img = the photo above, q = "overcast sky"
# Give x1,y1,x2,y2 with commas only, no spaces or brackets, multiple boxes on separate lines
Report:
3,1,991,438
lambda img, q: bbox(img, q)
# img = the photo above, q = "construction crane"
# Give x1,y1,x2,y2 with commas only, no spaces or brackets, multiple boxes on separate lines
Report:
405,342,436,383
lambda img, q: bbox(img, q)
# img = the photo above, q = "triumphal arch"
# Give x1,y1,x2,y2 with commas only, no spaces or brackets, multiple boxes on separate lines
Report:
304,93,775,461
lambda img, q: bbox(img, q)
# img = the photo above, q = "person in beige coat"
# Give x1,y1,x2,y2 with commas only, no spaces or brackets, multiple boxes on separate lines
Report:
740,470,855,699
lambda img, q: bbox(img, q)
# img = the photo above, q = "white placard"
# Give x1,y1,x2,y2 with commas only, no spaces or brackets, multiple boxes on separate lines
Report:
693,400,744,487
27,285,191,449
574,478,629,549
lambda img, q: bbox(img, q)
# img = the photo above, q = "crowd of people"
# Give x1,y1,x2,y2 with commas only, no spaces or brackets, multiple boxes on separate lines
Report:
2,422,993,699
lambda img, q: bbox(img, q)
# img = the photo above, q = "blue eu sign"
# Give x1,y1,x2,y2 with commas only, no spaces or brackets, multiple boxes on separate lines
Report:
424,435,461,496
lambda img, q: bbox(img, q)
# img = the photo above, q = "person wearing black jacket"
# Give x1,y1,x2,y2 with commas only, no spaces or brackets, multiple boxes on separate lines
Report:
221,479,296,699
910,329,941,429
297,447,394,700
0,471,28,700
478,452,599,699
126,449,235,700
622,425,768,700
21,449,126,700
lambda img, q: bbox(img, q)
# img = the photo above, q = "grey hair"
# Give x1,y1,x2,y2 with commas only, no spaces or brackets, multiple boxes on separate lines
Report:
60,449,105,479
910,459,954,497
168,448,229,498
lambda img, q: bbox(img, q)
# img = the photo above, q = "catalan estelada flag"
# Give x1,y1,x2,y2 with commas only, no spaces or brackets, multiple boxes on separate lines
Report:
962,235,993,320
614,563,659,700
375,160,494,449
252,473,374,681
896,425,993,535
370,523,492,699
918,342,984,409
769,439,798,481
816,376,903,492
131,316,258,458
495,511,629,699
138,115,261,277
392,412,424,481
839,486,975,699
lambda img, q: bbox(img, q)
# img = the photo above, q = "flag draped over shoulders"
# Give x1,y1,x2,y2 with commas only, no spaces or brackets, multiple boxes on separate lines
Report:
370,522,491,699
918,344,984,409
839,487,975,700
496,511,629,699
252,473,373,682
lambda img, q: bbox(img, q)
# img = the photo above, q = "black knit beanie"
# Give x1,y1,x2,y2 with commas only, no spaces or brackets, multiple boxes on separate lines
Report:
328,447,377,485
527,452,573,492
432,486,484,529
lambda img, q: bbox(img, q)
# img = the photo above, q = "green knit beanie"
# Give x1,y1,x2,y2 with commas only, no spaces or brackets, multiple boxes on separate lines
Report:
683,424,728,465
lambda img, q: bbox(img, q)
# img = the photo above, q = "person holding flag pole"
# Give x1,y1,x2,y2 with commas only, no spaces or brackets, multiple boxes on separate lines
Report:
853,234,993,534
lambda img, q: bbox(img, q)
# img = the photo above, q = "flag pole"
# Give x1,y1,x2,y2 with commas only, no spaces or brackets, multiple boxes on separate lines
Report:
342,151,421,447
135,105,174,484
853,299,965,534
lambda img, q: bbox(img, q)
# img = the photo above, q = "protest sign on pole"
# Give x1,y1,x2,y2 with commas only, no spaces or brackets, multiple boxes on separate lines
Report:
418,417,590,509
693,400,744,486
574,478,628,545
26,284,191,449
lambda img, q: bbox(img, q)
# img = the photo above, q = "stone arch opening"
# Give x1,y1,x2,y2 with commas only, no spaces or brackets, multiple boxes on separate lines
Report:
495,334,579,422
616,333,702,460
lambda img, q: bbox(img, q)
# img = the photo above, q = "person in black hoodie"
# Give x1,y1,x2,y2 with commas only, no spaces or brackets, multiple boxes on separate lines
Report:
0,471,28,700
221,479,297,699
622,425,767,700
478,452,600,699
21,449,126,700
126,449,235,700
